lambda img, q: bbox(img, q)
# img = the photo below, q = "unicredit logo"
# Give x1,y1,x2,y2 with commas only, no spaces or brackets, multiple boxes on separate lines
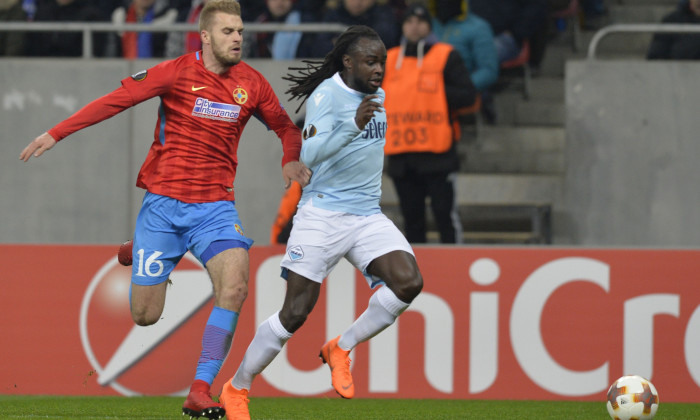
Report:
79,253,212,396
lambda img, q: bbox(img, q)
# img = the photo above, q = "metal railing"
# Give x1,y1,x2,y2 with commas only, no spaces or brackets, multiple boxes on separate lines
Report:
0,22,347,58
588,23,700,59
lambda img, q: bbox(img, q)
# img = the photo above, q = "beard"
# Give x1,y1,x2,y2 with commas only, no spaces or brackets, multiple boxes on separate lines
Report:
352,76,379,94
211,38,241,67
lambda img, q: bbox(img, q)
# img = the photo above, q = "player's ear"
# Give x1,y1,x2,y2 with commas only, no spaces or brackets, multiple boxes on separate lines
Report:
200,30,210,44
342,54,352,71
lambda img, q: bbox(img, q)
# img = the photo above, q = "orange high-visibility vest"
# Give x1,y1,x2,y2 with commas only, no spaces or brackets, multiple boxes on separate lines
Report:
270,181,302,244
383,42,454,155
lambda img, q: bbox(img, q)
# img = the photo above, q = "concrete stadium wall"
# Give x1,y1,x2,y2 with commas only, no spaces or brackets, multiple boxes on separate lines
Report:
564,60,700,246
2,58,699,246
0,58,304,245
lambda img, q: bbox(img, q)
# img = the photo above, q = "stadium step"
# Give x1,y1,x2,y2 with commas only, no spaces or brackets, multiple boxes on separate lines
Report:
381,174,561,244
458,125,566,174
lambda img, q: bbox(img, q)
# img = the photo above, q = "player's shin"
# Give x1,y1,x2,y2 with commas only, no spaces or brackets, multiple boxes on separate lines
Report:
194,306,239,384
232,311,292,391
338,286,409,350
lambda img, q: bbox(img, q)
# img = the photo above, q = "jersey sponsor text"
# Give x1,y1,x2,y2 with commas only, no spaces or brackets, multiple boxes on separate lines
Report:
191,97,240,122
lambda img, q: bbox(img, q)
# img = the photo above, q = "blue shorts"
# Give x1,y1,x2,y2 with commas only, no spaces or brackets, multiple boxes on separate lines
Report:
131,192,254,286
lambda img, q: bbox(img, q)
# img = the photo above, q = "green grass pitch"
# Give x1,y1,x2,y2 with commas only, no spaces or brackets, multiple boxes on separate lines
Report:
1,395,698,419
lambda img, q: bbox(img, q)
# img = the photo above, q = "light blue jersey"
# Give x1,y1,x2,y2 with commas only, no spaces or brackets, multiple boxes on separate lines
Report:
299,73,387,216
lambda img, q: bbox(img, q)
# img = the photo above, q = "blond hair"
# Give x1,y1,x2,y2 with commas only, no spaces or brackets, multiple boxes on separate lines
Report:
199,0,241,32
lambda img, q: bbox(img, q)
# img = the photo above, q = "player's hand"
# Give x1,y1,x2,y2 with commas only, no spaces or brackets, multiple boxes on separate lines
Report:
20,132,57,162
355,95,383,130
282,161,312,188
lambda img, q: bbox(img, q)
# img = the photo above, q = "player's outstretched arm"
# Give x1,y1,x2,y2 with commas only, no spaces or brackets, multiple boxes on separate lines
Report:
20,132,57,162
282,161,312,189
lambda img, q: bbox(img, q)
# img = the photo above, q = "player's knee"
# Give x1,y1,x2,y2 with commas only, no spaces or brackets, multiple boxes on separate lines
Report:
279,306,310,334
218,281,248,308
390,267,423,303
131,307,160,326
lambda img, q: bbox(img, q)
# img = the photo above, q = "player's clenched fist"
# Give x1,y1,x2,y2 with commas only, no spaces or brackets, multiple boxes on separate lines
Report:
355,94,383,130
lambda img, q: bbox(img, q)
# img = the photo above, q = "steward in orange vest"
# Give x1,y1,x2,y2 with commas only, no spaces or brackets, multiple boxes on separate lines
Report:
270,181,302,244
383,4,477,244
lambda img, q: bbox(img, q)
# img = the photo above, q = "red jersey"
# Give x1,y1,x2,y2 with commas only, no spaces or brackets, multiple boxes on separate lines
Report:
49,52,301,203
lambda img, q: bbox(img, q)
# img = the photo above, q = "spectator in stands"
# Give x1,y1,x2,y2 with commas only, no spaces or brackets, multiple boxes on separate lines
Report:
106,0,178,58
581,0,607,29
292,0,335,57
303,0,400,58
25,0,108,57
244,0,303,59
0,0,26,56
469,0,548,64
296,0,330,21
21,0,37,20
429,0,498,122
165,0,206,57
237,0,266,21
270,181,302,243
270,116,305,245
96,0,123,20
383,4,477,244
647,0,700,60
429,0,497,92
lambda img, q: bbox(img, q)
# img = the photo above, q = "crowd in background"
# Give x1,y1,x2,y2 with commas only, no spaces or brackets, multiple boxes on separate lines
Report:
2,0,696,68
1,0,613,62
0,0,619,125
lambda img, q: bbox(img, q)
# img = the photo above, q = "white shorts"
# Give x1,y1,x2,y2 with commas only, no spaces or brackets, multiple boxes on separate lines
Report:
280,201,414,288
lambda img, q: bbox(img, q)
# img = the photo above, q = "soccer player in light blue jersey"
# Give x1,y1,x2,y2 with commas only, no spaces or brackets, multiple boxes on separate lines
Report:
220,26,424,419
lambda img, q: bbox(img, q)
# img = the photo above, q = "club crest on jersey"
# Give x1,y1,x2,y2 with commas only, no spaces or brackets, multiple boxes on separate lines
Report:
192,97,240,122
288,245,304,261
234,224,244,235
131,70,148,81
302,125,317,140
232,87,248,105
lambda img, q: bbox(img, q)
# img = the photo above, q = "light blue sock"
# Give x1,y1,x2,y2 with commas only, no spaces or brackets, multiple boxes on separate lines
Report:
194,306,238,384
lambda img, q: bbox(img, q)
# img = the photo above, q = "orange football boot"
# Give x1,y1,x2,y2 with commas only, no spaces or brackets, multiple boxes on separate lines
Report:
319,335,354,399
219,381,250,420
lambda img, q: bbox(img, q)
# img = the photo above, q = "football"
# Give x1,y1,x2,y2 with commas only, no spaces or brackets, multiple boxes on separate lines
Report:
606,375,659,420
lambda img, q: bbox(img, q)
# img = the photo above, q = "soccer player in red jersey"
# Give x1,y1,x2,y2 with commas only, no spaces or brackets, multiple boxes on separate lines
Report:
20,0,310,418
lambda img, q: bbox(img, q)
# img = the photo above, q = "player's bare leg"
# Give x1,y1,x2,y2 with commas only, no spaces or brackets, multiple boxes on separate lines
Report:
221,271,318,419
321,251,422,398
117,239,168,326
116,240,241,419
181,247,248,419
129,283,168,326
206,247,249,313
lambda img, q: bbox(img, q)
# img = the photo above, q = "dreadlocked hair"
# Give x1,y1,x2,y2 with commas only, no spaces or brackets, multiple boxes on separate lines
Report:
284,25,382,113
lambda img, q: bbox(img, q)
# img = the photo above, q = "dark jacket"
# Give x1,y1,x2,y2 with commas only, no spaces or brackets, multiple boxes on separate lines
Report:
469,0,548,45
647,1,700,60
25,0,107,57
0,0,26,56
386,35,478,177
303,2,400,58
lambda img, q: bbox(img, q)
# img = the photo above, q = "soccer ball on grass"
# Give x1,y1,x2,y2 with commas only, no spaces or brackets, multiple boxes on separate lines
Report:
606,375,659,420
